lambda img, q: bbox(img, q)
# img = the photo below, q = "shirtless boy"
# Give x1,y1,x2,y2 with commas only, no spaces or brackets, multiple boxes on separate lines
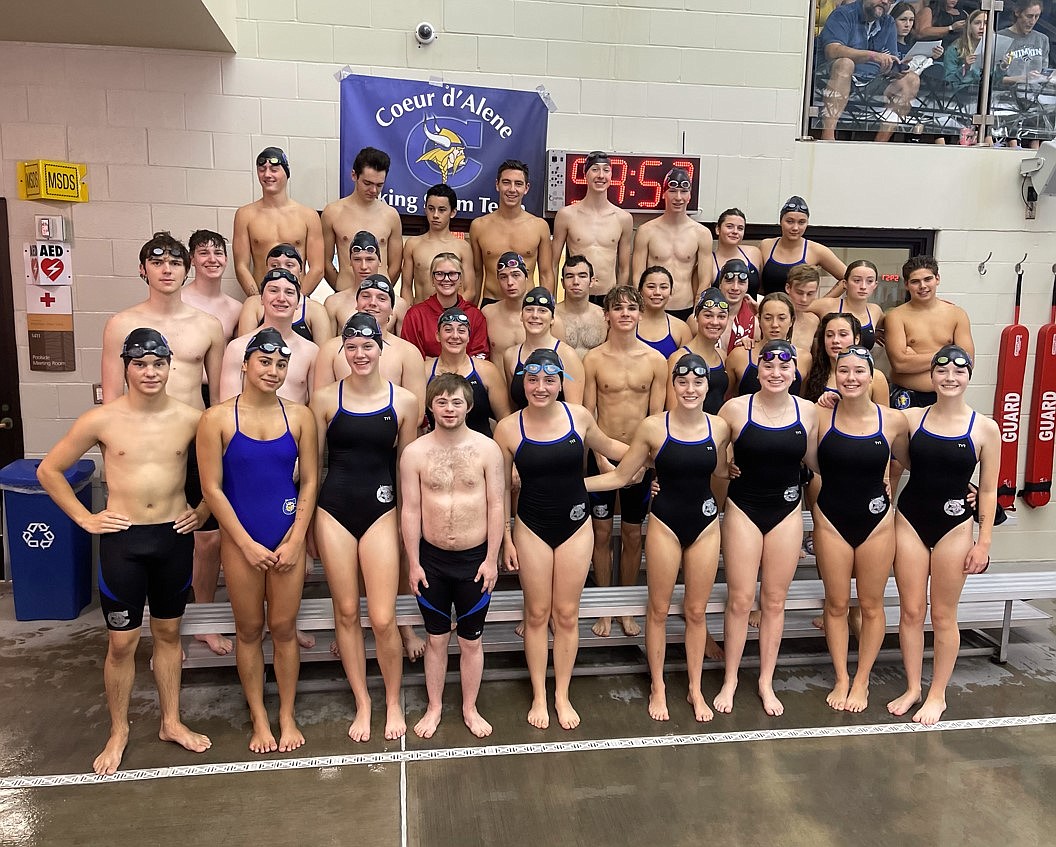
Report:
325,231,409,336
470,159,554,305
232,147,324,296
784,265,822,355
886,256,974,410
38,328,212,774
583,286,668,637
556,255,608,359
483,252,565,372
183,230,242,341
631,168,713,321
401,184,475,303
102,232,226,408
551,152,633,304
322,146,403,290
220,269,319,404
237,243,332,343
401,373,505,739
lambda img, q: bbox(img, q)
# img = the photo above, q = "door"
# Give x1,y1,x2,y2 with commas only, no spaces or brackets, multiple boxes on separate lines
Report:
0,197,27,577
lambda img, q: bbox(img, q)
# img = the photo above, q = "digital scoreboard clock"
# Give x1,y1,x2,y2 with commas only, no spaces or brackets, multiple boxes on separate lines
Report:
546,151,701,214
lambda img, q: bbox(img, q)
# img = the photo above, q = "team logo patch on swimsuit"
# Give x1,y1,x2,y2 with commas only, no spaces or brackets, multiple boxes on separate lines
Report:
570,503,587,521
893,390,911,410
782,485,800,503
107,610,130,629
944,498,966,516
592,504,610,519
702,498,717,517
282,498,297,515
868,496,887,515
377,485,394,504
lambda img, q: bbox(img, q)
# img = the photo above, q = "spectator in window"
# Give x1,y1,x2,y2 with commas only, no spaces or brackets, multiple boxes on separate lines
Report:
876,2,947,141
818,0,908,141
996,0,1051,148
916,0,975,47
942,9,989,88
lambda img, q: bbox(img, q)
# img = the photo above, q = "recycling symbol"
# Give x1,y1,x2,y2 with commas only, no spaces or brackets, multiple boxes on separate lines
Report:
23,522,55,549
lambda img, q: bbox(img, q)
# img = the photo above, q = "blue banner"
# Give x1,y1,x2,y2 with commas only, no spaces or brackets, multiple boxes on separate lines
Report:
339,74,549,218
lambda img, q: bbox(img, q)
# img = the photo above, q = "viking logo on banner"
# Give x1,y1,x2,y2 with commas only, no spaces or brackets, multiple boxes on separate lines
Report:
340,74,550,218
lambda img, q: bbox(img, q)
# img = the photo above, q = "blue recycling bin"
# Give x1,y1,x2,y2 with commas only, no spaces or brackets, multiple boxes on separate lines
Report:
1,458,96,621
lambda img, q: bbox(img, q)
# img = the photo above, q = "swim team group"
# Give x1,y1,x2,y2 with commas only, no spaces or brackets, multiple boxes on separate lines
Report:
33,145,999,776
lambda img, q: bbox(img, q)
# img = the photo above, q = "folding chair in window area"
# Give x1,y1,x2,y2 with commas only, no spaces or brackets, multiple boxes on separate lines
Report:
810,64,895,135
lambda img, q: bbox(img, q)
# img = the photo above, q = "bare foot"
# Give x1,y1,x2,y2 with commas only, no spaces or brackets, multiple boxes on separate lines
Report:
713,681,737,714
618,616,641,637
348,705,371,743
759,684,784,717
811,616,825,631
414,706,442,739
527,698,550,729
912,696,947,727
463,707,493,738
92,729,129,776
296,630,316,650
278,716,305,752
514,620,525,639
887,688,922,717
384,703,407,740
704,633,724,661
687,690,714,722
159,721,212,754
844,680,869,714
555,698,581,730
330,639,341,659
195,632,233,655
592,616,612,637
826,679,850,711
249,720,278,754
648,686,670,721
748,610,761,628
400,625,426,662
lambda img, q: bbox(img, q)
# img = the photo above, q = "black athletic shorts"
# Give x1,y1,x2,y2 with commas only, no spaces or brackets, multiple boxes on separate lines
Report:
890,383,938,410
415,539,491,640
587,452,654,525
99,523,194,630
185,441,219,532
666,306,693,323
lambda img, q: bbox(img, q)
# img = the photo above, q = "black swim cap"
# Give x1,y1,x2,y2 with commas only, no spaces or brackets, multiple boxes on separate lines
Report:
267,243,303,267
584,151,611,170
664,167,692,187
358,273,394,302
672,353,709,382
719,258,750,278
261,268,301,292
351,230,380,255
695,287,731,315
341,312,383,342
760,339,797,362
522,287,555,314
121,327,171,361
256,146,290,178
438,306,471,328
520,347,570,380
244,327,291,360
497,251,528,277
931,344,973,376
780,196,809,218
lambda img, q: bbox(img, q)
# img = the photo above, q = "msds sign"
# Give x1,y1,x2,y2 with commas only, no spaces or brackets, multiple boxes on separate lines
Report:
17,160,89,203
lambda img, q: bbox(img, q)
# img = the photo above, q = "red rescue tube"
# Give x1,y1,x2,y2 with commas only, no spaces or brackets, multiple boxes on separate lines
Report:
994,267,1029,509
1021,272,1056,508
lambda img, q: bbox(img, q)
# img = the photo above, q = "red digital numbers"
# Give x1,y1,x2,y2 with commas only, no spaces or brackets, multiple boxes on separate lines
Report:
565,154,699,211
637,158,663,209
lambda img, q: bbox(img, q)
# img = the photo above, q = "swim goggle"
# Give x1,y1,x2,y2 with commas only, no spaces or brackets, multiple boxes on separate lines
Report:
722,271,748,281
499,257,526,269
781,201,809,214
697,295,730,310
342,325,381,339
432,269,462,281
837,346,874,362
121,338,171,359
665,179,692,190
517,363,568,378
760,349,796,363
351,244,378,255
439,312,471,326
673,363,708,377
256,154,287,168
147,245,186,259
933,353,971,368
523,293,553,307
268,245,301,262
360,278,392,294
248,340,292,357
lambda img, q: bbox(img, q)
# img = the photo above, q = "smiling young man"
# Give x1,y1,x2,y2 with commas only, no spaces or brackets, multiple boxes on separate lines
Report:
322,146,403,290
232,147,324,296
555,255,608,359
631,168,713,321
551,152,633,305
401,184,476,303
236,243,332,343
182,230,242,342
482,251,565,372
401,252,490,360
324,231,410,337
469,160,554,306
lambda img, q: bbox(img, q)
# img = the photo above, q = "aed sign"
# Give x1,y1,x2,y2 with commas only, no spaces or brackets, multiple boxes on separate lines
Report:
17,160,89,203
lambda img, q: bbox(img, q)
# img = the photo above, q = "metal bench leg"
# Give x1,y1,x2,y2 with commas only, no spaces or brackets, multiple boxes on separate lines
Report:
994,600,1013,664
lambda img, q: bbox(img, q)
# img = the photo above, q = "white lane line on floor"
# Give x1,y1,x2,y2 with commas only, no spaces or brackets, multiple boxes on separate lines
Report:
5,712,1056,790
400,693,409,847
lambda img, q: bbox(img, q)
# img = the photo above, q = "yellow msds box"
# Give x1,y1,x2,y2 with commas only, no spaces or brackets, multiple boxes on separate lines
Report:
18,160,89,203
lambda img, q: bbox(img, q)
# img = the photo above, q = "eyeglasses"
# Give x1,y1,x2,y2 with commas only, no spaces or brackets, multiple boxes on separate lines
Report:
698,296,730,310
149,246,186,259
523,294,552,307
673,364,708,377
122,339,171,358
351,244,378,255
499,258,525,269
342,325,381,339
760,349,796,363
439,313,471,326
837,346,874,362
665,180,692,190
934,354,971,368
722,271,748,281
432,270,462,281
519,363,563,376
248,341,292,356
256,155,286,168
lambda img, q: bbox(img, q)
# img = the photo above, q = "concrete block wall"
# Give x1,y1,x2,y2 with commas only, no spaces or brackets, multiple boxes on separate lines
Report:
2,0,1055,554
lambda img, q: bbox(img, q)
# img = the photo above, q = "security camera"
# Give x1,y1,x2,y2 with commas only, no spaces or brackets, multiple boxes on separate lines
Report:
415,22,437,45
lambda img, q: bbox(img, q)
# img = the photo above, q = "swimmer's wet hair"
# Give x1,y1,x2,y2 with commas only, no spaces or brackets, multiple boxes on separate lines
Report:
427,372,474,409
603,285,643,312
562,254,595,279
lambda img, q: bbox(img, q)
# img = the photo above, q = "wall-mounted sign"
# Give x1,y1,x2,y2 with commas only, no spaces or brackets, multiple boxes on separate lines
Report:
23,243,76,372
17,160,89,203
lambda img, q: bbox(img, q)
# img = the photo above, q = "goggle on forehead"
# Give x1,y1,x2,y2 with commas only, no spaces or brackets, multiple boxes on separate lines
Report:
673,364,708,377
760,349,796,363
499,257,525,270
665,179,692,190
523,294,552,307
269,245,300,261
519,363,563,377
698,296,730,310
342,325,381,340
837,346,874,363
782,202,809,214
256,155,286,167
933,354,971,369
249,341,292,357
723,271,749,281
361,279,392,293
439,312,471,326
351,244,379,255
148,246,186,259
122,339,171,359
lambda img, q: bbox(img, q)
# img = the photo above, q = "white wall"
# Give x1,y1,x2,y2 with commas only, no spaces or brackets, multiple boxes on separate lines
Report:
2,0,1054,557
